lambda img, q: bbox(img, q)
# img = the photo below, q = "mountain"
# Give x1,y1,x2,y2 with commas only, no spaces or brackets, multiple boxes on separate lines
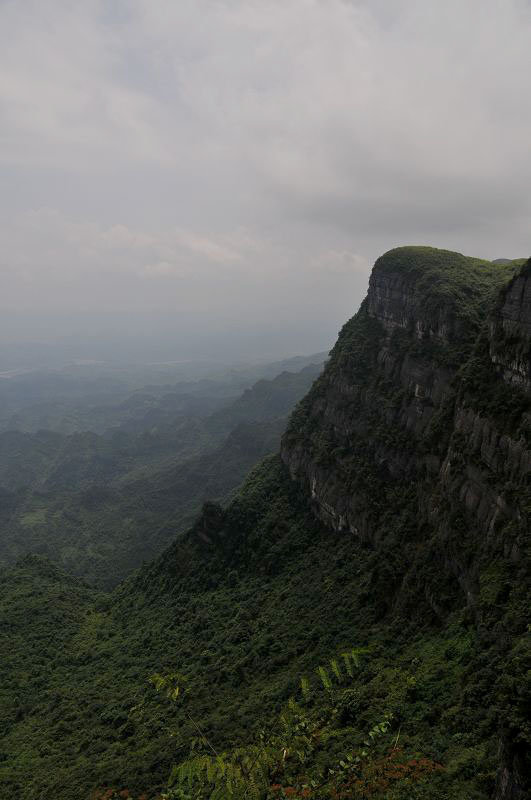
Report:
0,353,328,435
0,248,529,800
0,361,323,587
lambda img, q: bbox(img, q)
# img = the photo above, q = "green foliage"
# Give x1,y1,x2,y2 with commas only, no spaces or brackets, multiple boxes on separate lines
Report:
0,455,527,799
157,654,440,800
458,327,530,441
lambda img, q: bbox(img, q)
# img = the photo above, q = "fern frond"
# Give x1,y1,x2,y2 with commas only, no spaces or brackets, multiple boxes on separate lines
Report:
317,665,332,690
341,652,353,677
330,658,342,683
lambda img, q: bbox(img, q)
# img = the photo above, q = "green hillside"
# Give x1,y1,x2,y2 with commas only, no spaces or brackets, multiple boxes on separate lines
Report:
1,455,527,799
0,249,528,800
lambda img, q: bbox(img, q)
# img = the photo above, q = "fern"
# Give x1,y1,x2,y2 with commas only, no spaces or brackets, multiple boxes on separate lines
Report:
317,665,332,690
300,675,310,700
330,657,342,683
154,647,441,800
342,652,354,677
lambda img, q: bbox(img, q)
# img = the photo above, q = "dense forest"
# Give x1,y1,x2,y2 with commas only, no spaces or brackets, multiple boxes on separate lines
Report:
0,248,529,800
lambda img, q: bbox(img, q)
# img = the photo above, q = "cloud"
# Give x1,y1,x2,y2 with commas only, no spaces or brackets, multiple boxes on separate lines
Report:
173,230,243,264
312,250,369,276
0,0,530,357
0,209,368,326
142,260,182,278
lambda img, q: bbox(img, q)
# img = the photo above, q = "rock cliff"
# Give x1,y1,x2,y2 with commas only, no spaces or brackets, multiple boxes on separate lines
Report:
282,247,529,593
282,246,530,798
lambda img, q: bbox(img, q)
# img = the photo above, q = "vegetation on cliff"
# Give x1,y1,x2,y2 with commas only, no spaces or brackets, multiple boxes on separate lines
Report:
0,248,528,800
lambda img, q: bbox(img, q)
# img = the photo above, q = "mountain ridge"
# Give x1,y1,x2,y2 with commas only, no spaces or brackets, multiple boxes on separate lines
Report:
0,247,529,800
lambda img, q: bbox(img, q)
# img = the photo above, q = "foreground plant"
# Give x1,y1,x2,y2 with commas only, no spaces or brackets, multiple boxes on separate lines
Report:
150,650,443,799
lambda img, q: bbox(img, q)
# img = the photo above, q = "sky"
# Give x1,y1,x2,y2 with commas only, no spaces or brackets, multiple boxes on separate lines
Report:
1,0,530,364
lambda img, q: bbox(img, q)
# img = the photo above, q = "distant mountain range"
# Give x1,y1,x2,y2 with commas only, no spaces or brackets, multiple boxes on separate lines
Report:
0,356,325,587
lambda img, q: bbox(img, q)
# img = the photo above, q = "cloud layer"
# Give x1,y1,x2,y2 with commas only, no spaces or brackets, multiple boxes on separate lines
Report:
1,0,530,358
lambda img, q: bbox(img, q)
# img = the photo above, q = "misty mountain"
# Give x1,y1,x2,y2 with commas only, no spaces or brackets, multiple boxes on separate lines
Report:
0,358,324,587
0,352,327,435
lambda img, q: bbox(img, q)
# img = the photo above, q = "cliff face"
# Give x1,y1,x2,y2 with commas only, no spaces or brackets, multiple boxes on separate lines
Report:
282,247,529,591
489,259,531,393
281,247,530,798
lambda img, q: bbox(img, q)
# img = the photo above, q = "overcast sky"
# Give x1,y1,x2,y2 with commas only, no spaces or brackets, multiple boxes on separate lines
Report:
1,0,530,362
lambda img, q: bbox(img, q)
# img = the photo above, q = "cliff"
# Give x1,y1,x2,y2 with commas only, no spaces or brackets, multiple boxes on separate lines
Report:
282,246,530,798
282,247,528,596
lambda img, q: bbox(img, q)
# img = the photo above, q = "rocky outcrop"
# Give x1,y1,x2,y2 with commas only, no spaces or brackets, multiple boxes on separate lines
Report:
283,247,529,576
283,250,527,555
281,246,530,799
367,266,462,342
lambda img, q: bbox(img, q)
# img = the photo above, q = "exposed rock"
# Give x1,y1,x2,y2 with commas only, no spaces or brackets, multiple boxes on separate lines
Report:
283,247,529,581
281,247,530,797
489,259,531,393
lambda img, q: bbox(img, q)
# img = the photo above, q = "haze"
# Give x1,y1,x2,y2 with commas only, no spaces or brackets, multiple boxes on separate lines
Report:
1,0,530,367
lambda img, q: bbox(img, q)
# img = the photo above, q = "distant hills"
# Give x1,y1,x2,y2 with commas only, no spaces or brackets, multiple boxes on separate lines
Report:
0,356,325,587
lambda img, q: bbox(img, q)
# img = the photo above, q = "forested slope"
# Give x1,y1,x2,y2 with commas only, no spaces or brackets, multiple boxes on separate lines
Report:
0,248,528,800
